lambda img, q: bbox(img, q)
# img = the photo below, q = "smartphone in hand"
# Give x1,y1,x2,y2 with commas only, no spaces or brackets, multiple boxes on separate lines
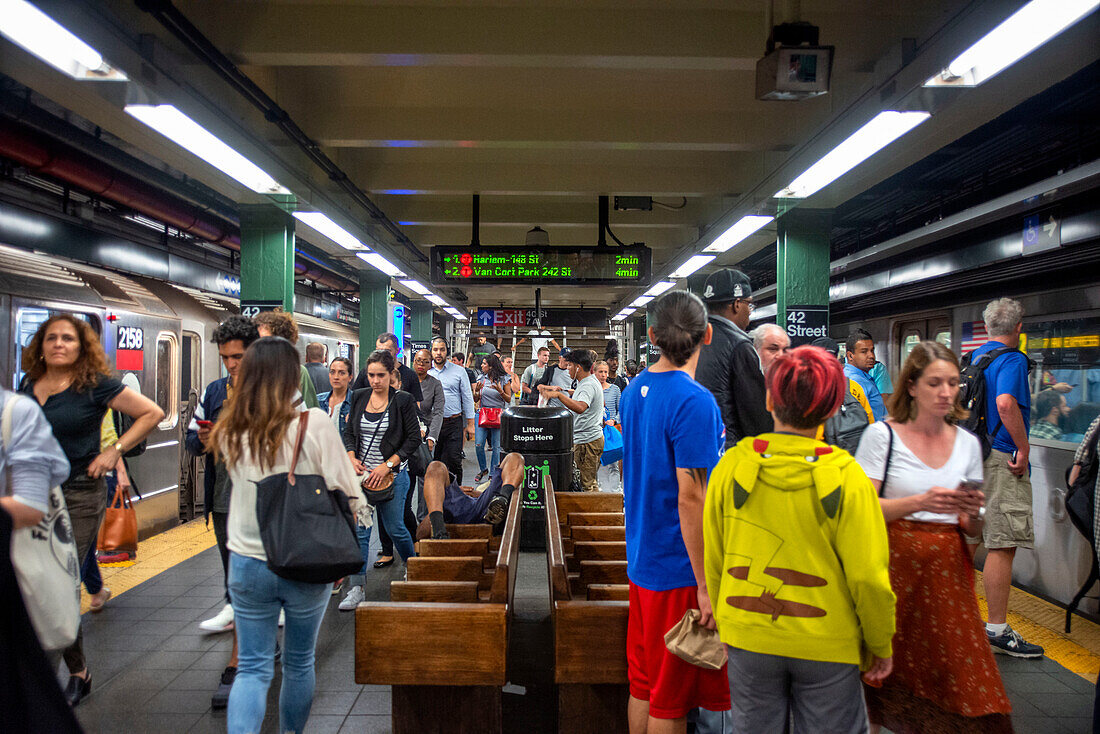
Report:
959,478,984,494
196,420,213,428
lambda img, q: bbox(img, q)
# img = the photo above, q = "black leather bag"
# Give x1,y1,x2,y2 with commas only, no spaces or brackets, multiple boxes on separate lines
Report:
255,412,363,584
407,439,432,478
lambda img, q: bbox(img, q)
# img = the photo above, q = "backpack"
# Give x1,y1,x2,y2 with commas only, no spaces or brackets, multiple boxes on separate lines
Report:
1063,433,1100,632
823,383,871,454
112,409,147,457
527,364,560,405
957,346,1016,460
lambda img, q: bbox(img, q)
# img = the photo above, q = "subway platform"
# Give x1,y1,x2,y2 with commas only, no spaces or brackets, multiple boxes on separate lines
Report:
69,458,1098,733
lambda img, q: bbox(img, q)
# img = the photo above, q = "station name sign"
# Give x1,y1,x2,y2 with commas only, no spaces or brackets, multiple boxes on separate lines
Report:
430,245,651,286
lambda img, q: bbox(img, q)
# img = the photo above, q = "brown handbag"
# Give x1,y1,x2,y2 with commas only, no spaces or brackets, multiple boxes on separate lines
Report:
97,483,138,555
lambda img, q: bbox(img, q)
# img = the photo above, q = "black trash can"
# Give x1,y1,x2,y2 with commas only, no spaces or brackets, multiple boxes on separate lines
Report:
500,405,574,551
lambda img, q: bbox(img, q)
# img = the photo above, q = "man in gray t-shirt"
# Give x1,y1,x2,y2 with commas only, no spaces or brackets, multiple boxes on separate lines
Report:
521,346,551,404
539,349,604,491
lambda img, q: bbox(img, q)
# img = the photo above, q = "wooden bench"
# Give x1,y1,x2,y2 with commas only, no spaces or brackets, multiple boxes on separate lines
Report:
355,494,523,733
546,489,629,734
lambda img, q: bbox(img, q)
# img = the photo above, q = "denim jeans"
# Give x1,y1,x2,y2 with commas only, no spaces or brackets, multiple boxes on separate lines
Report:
373,469,416,562
227,552,331,734
350,523,373,586
81,543,102,595
475,424,501,474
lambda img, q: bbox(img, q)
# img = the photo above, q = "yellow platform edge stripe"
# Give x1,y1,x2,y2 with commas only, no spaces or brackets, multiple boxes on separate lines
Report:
974,570,1100,683
80,517,217,614
81,520,1100,685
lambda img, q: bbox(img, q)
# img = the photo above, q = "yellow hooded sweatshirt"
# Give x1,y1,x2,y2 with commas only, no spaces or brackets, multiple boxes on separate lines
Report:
703,433,895,666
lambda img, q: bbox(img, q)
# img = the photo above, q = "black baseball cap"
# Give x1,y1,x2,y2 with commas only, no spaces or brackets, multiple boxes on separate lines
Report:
702,269,752,303
558,347,573,359
810,336,841,358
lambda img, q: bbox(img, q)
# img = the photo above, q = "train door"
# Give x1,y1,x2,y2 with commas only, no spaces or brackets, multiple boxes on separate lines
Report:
179,324,204,521
896,315,952,367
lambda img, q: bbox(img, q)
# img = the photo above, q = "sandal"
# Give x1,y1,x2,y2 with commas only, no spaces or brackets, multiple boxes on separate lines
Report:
475,470,489,482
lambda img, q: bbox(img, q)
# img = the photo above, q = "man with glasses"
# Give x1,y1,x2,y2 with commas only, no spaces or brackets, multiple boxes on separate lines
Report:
696,268,772,448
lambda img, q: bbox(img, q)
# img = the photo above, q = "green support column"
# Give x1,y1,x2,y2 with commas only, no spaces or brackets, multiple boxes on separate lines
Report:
239,196,296,313
776,208,832,347
410,302,433,344
359,269,390,357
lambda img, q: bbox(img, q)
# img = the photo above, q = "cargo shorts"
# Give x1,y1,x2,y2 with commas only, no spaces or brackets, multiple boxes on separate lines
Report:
982,449,1034,550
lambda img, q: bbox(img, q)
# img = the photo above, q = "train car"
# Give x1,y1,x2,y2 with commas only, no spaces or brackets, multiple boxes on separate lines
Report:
0,243,360,539
832,283,1100,617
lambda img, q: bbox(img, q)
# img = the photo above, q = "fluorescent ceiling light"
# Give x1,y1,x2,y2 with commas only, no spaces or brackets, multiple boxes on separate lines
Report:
703,215,774,253
0,1,126,81
925,0,1099,88
643,281,676,297
293,212,369,251
426,294,448,306
398,278,432,295
125,104,289,195
669,254,715,279
775,111,930,199
445,307,467,320
631,296,654,307
612,307,637,321
356,252,406,277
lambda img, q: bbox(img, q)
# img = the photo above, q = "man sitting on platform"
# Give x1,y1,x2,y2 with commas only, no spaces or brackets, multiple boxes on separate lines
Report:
418,452,525,539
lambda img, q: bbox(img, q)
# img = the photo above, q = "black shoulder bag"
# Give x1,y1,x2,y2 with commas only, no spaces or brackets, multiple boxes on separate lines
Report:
255,412,363,583
878,422,895,497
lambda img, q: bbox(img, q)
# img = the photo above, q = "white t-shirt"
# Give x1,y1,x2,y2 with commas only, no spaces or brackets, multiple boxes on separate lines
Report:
527,329,551,361
854,421,983,524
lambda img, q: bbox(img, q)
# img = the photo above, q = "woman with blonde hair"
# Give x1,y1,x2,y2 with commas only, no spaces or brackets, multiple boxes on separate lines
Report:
855,340,1012,733
20,314,163,706
210,336,364,734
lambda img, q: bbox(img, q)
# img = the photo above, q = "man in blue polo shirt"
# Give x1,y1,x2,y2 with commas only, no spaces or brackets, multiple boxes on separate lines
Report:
843,329,886,421
970,297,1043,659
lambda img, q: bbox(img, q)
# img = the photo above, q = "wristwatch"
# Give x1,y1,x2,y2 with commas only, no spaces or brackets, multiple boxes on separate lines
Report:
385,459,395,469
113,441,125,454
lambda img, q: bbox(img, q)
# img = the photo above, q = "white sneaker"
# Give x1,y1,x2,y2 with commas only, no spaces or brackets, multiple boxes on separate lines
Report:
338,585,365,611
199,603,234,632
278,609,285,627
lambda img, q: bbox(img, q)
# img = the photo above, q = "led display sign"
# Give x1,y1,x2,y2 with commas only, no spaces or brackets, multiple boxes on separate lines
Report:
430,246,650,286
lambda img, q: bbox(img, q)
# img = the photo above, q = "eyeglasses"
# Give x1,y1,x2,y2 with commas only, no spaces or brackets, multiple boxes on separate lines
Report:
737,298,755,311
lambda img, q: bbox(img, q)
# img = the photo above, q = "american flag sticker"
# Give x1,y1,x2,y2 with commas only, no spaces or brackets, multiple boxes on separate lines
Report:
961,321,989,354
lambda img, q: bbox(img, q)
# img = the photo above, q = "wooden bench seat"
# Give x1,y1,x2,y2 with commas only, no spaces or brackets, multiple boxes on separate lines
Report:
570,525,626,542
587,584,629,601
356,494,522,733
567,512,625,528
567,541,627,572
547,490,629,733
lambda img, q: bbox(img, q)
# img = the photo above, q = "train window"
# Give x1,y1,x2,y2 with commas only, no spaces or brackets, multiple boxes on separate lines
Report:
900,332,921,364
155,332,179,430
13,307,99,389
1022,316,1100,446
181,331,201,401
935,330,951,349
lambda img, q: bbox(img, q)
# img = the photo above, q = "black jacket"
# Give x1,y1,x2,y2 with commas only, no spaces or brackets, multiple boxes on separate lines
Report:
352,364,423,402
695,314,773,448
342,387,422,465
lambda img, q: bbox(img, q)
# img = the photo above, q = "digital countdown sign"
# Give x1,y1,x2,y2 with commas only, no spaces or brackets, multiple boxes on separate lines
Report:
430,246,651,286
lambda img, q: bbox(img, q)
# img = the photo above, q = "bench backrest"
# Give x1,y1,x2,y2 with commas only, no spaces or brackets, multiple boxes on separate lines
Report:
555,491,623,525
544,482,572,603
490,487,523,605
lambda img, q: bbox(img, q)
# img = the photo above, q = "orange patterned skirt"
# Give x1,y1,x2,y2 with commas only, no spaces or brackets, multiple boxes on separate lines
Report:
864,519,1013,734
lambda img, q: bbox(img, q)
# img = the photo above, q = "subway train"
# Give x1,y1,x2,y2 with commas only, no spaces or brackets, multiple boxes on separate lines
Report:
827,282,1100,618
0,242,360,539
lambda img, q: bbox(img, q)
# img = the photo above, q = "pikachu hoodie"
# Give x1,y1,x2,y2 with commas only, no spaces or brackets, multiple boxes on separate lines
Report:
703,433,895,666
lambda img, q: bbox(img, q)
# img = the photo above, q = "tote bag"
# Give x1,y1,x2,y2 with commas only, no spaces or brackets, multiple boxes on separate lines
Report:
1,395,80,651
97,483,138,554
255,412,364,583
601,414,624,466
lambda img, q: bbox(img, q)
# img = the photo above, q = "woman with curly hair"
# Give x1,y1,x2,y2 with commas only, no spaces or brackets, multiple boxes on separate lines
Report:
20,313,163,706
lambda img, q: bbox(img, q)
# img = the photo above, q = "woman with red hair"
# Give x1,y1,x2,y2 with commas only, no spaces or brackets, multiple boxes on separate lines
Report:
704,345,896,733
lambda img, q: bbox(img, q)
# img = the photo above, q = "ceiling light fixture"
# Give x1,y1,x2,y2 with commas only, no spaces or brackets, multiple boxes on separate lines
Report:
924,0,1099,88
631,296,654,307
703,215,775,253
774,111,930,199
398,278,432,295
356,252,406,278
643,281,676,298
292,212,369,251
612,307,637,321
425,294,448,306
0,0,127,80
125,104,289,195
668,254,715,279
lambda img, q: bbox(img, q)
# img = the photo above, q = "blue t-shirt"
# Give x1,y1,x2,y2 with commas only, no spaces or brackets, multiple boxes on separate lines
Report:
620,370,724,591
869,361,893,396
845,364,886,421
972,340,1030,454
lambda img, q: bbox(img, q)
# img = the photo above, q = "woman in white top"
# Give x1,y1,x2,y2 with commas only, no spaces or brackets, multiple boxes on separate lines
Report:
854,340,1011,734
210,337,364,734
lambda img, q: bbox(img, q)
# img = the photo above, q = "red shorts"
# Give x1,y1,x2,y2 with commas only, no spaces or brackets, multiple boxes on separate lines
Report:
627,582,731,719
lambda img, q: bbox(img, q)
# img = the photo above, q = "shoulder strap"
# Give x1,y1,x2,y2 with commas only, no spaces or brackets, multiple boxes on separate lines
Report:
879,422,894,497
287,411,310,486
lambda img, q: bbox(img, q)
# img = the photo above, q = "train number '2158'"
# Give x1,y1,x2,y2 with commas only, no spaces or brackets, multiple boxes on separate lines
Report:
117,325,144,350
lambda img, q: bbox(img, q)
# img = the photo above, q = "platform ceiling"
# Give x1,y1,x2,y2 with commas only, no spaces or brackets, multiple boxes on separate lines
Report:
1,0,1098,310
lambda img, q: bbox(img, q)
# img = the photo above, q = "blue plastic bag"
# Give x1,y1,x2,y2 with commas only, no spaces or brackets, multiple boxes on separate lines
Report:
601,422,623,466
